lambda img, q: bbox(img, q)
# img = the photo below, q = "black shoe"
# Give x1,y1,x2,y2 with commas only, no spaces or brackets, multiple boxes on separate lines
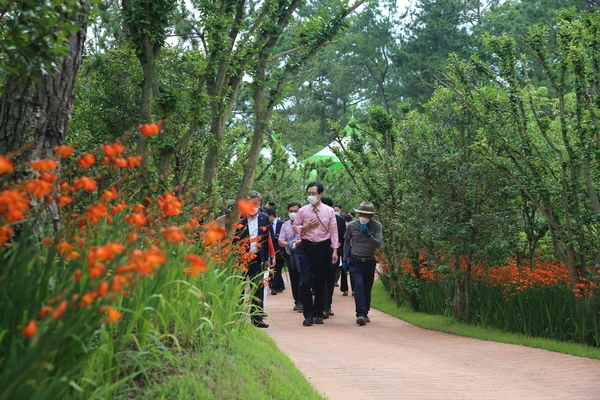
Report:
293,304,301,312
314,317,324,324
364,316,370,323
328,309,334,316
252,319,269,328
356,316,366,326
342,291,348,296
271,289,278,295
322,311,329,319
276,287,285,293
303,317,314,326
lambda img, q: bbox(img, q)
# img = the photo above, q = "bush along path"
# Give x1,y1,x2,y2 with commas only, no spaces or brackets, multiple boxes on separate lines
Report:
264,275,600,400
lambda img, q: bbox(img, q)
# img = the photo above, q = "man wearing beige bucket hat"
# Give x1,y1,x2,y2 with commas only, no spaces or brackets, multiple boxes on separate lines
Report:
342,201,382,326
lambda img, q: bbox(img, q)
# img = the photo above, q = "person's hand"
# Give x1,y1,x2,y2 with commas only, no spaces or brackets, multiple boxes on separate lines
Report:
303,219,319,232
331,252,338,265
360,224,370,236
342,261,350,273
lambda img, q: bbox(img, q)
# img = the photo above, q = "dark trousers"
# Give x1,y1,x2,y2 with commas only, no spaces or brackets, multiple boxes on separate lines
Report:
340,268,355,293
284,253,302,306
349,256,376,317
298,240,331,319
271,256,286,290
325,262,338,312
246,258,266,321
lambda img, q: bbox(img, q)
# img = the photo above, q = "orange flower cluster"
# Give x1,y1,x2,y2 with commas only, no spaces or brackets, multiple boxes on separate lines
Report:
237,199,255,218
0,155,15,175
125,204,147,227
203,221,227,246
139,122,161,136
184,254,208,277
157,192,183,217
0,190,30,223
162,225,185,243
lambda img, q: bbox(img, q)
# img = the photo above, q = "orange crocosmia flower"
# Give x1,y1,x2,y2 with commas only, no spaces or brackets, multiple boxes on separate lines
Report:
89,263,106,279
56,239,76,256
101,187,118,202
103,143,125,158
77,153,96,169
139,122,161,136
232,222,244,230
184,254,209,277
73,176,97,191
0,226,13,246
125,212,146,227
113,157,128,169
52,300,68,319
127,155,143,168
104,306,123,323
57,195,73,208
21,320,37,338
236,199,255,218
55,145,74,158
111,200,127,215
204,223,227,245
157,192,183,217
25,179,54,199
162,226,185,243
98,281,109,296
260,226,267,232
39,172,57,183
79,292,96,308
74,268,82,283
85,203,107,225
0,190,30,222
184,217,200,231
0,156,14,175
30,159,57,172
40,305,54,319
126,232,138,243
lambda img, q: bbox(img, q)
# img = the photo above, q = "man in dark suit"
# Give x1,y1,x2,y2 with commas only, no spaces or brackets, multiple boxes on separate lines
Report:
321,197,346,318
236,190,275,328
265,207,286,295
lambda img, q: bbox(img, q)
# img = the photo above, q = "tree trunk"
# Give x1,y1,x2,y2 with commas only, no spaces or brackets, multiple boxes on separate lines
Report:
0,11,87,163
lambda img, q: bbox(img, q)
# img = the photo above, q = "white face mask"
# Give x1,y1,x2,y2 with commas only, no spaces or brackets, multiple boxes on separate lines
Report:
359,217,370,225
288,212,297,221
334,211,340,215
307,195,318,205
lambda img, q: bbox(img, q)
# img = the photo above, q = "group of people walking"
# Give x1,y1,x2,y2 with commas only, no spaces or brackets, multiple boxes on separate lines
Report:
235,182,382,328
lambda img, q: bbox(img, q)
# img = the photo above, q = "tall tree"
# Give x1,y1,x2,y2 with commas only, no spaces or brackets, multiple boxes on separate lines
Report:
235,0,368,202
394,0,478,105
0,1,92,164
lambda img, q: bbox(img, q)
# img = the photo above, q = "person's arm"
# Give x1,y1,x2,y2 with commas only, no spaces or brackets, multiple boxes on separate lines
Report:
365,222,382,247
343,225,352,262
292,209,304,234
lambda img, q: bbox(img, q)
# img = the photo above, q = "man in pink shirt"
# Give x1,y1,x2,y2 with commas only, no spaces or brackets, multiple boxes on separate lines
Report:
293,182,339,326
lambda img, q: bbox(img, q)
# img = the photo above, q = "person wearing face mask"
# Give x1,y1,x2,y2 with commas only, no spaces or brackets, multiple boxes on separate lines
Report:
235,190,276,328
278,202,303,312
320,197,346,319
265,207,285,295
293,182,339,326
342,201,382,326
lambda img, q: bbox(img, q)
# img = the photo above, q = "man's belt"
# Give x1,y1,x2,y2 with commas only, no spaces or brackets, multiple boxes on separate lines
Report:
351,254,375,262
302,239,331,246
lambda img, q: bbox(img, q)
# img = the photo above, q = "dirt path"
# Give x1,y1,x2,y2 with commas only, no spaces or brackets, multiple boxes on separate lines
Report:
263,274,600,399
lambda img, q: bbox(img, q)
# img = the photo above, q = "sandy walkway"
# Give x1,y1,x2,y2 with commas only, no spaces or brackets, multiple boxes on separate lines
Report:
263,274,600,399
